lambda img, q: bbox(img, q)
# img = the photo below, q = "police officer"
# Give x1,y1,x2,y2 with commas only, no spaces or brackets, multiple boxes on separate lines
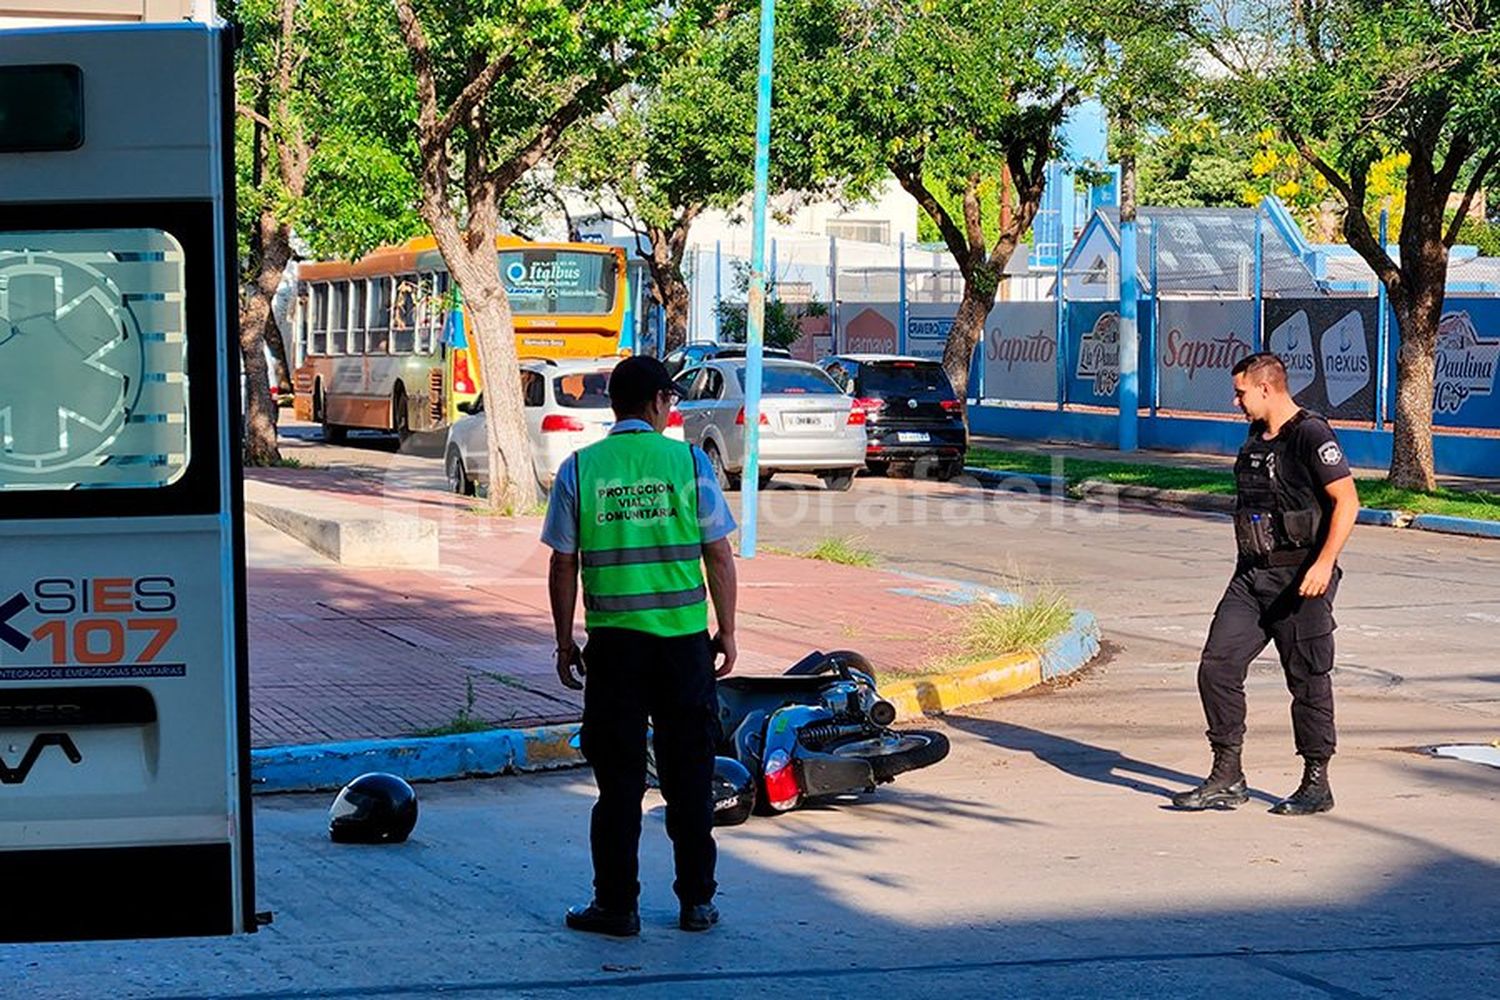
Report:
1173,353,1359,815
541,355,739,936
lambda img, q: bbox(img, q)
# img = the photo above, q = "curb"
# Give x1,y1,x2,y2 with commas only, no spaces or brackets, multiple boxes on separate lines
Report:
964,468,1067,494
965,466,1494,539
250,614,1104,794
880,611,1100,721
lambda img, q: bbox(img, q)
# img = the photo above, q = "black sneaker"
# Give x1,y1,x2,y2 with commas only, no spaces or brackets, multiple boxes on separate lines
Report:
565,901,640,937
679,902,720,932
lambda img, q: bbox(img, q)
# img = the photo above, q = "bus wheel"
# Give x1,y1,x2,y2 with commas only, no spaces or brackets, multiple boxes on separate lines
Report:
392,387,412,444
316,386,346,444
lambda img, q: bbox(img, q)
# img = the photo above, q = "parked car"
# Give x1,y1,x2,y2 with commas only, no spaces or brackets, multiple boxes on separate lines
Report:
673,358,865,491
444,357,685,494
663,341,792,376
817,354,967,480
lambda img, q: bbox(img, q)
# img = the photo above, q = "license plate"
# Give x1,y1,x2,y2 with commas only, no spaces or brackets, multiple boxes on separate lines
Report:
897,432,930,443
784,413,833,431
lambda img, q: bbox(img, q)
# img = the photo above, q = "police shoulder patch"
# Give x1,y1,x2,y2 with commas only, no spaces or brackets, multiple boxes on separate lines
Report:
1318,441,1343,466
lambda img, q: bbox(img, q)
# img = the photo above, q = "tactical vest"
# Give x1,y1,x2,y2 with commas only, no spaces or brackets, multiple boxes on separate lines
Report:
576,431,708,637
1233,410,1327,566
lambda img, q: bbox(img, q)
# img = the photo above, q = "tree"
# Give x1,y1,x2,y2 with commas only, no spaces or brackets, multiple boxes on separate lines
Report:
557,0,879,353
1189,0,1500,489
715,261,824,349
820,0,1106,401
373,0,722,509
230,0,417,465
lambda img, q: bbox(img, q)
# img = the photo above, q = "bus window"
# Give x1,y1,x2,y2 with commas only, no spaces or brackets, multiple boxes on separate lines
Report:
415,272,439,355
368,276,391,354
329,279,349,355
0,228,191,491
351,279,368,354
501,248,616,316
310,283,328,355
393,272,418,353
295,288,310,366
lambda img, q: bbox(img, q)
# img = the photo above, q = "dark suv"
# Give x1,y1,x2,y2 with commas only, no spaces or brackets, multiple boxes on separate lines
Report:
817,354,967,479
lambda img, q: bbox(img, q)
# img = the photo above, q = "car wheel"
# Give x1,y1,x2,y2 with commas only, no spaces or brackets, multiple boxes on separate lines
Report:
886,461,914,479
821,469,855,492
935,459,964,482
705,442,740,492
757,471,774,490
445,448,472,496
863,460,887,477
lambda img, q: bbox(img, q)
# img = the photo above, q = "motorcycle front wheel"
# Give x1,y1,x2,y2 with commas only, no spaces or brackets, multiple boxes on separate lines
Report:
826,729,950,783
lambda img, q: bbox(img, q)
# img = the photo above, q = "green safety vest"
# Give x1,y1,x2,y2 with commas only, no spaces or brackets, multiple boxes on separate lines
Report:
576,431,708,637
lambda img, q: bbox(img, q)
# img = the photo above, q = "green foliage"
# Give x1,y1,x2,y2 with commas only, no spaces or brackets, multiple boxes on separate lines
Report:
1453,218,1500,257
714,261,819,349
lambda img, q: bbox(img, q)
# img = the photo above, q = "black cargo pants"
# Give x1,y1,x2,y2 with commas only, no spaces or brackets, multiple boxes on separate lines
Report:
1197,562,1340,759
578,627,718,912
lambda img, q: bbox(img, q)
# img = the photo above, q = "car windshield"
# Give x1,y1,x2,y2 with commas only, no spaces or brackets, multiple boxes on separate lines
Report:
859,362,955,401
734,363,841,395
553,370,613,408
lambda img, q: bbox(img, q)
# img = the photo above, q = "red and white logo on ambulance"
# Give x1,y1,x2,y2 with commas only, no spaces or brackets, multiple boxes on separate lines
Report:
0,576,183,679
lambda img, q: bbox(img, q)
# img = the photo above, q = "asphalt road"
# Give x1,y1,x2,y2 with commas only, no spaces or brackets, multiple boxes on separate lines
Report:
10,426,1491,997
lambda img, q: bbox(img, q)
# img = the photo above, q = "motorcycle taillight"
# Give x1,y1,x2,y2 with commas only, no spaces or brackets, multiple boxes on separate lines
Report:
763,749,801,810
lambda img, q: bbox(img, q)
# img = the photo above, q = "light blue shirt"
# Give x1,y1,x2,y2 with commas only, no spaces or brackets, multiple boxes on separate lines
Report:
540,418,738,554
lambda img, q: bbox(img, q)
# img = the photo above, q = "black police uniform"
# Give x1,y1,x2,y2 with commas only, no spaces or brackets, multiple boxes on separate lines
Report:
1197,409,1351,760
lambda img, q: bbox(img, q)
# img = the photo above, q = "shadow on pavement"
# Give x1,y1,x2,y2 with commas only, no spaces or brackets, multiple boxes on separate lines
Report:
941,714,1281,806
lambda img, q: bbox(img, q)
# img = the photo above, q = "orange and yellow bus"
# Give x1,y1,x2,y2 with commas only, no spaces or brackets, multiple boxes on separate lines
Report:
291,235,628,440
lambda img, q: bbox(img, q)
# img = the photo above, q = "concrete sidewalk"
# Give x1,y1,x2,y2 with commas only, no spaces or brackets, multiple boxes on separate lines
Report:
244,468,1027,748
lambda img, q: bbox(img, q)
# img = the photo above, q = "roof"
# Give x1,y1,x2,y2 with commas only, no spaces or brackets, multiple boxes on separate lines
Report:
828,354,940,363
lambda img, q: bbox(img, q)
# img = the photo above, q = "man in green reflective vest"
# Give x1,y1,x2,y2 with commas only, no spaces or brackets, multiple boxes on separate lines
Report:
542,355,739,938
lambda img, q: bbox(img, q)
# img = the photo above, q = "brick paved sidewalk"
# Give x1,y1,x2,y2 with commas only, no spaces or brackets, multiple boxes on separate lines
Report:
246,468,985,748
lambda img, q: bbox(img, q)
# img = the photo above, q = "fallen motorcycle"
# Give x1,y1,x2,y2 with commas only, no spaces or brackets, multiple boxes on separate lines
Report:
650,649,950,825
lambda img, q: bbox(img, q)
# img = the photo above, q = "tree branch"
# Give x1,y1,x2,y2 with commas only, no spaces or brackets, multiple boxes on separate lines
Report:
434,53,519,151
392,0,443,159
891,157,973,274
1291,133,1402,292
1446,147,1500,247
488,68,633,194
237,104,273,130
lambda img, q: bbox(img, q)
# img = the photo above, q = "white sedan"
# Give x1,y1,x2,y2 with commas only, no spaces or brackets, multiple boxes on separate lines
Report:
444,357,685,495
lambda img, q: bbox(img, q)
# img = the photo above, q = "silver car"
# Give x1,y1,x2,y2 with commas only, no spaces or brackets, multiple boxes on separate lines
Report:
672,358,866,491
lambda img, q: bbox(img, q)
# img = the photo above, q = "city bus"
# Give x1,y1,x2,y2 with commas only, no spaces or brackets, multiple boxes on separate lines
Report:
291,235,628,440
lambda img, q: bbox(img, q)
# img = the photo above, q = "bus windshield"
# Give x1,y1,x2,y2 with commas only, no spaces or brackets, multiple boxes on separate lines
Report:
500,248,617,316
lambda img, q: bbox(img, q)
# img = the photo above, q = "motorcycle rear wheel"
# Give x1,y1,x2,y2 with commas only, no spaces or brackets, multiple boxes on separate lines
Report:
826,729,950,783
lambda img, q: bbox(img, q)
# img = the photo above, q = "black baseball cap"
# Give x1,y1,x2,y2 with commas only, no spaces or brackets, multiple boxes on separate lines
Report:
609,355,678,410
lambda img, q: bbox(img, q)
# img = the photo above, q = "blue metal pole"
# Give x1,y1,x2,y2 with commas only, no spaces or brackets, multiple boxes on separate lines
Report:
1377,209,1390,427
1149,221,1160,413
740,0,775,559
898,233,908,355
1054,165,1067,410
1253,209,1265,351
1118,213,1140,452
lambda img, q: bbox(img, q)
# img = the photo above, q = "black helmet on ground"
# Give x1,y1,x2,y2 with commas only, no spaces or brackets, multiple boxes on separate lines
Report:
329,772,419,844
711,757,756,827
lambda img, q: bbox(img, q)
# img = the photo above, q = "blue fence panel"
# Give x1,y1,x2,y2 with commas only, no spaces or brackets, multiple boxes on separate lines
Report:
1383,298,1500,432
1063,300,1152,409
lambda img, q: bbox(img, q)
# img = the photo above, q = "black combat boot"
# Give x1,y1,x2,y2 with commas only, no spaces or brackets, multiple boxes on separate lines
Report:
1171,744,1249,810
1270,757,1334,815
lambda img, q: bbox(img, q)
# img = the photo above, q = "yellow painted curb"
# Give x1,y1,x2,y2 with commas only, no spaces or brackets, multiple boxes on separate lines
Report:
880,652,1043,722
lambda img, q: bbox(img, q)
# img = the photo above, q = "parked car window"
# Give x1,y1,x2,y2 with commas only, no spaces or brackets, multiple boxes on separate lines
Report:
823,361,854,392
674,367,703,400
521,370,545,407
859,362,956,401
700,368,725,400
735,363,842,395
554,371,612,408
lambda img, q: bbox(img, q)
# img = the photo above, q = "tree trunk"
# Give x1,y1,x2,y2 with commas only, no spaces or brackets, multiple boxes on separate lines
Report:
442,239,539,511
942,271,1000,403
650,263,691,352
1388,251,1448,491
238,210,290,466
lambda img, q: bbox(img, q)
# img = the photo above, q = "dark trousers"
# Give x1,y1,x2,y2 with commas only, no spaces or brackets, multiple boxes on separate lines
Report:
579,627,718,911
1197,563,1340,759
